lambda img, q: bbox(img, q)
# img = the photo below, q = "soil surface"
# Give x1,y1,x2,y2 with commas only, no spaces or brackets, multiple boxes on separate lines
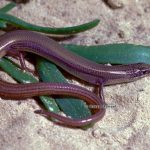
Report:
0,0,150,150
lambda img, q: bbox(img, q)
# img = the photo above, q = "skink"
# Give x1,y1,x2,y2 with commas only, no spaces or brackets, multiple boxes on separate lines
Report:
0,30,150,86
0,80,105,127
0,30,150,127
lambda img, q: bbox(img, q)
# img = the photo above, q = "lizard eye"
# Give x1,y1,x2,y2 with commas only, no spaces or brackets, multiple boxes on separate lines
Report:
141,69,150,75
133,64,150,77
139,65,150,75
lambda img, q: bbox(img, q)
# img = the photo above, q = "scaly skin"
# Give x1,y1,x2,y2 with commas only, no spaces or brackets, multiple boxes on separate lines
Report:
0,30,150,85
0,30,150,127
0,80,105,127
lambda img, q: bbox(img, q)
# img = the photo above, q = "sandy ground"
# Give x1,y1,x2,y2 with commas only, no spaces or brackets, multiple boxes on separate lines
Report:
0,0,150,150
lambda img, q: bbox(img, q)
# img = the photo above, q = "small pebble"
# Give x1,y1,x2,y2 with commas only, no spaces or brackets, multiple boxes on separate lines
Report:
7,0,30,4
104,0,124,9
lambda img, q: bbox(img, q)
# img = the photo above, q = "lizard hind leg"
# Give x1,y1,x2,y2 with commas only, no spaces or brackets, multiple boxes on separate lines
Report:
18,52,36,74
7,50,35,74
